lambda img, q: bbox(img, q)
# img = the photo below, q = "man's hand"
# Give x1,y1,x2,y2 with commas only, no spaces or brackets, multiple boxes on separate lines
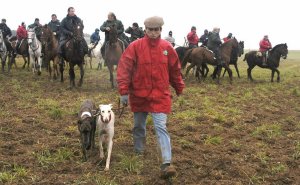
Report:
121,95,128,106
105,27,110,31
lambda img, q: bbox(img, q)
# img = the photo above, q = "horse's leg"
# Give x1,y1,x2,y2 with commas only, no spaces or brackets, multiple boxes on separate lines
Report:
69,63,75,88
108,65,114,88
53,57,58,80
185,62,196,79
222,68,227,77
203,64,209,78
48,59,52,80
223,64,233,84
275,68,280,82
234,63,240,78
271,70,275,82
78,63,84,87
1,58,4,73
247,66,255,81
59,58,64,82
89,56,92,69
216,66,222,84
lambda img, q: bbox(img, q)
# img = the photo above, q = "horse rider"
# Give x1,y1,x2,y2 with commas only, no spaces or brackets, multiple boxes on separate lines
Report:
48,14,61,40
199,29,209,47
187,26,199,48
15,22,28,54
207,27,223,66
164,30,175,47
88,28,101,56
125,22,144,43
28,18,42,41
259,35,272,66
223,33,232,43
100,12,129,57
58,7,88,65
0,18,12,52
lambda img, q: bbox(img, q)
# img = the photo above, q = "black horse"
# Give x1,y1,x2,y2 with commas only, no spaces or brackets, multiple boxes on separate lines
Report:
61,22,86,88
222,41,244,78
243,43,288,82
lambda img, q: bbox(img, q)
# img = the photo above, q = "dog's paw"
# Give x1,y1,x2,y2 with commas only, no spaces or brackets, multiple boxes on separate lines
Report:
104,167,109,171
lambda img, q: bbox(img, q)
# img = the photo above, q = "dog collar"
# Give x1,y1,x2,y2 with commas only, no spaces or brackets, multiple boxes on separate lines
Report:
81,111,92,118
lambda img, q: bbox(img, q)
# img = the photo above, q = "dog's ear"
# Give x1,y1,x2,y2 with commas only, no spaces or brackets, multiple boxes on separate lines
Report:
109,104,113,109
77,120,82,125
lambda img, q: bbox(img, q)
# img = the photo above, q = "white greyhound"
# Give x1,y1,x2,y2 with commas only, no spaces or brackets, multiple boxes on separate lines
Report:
85,42,103,70
96,104,115,171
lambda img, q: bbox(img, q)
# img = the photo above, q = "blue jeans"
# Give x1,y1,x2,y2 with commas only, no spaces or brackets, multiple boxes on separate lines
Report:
133,112,172,164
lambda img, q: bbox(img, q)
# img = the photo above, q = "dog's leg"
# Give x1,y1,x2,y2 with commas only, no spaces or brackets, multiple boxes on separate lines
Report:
99,134,105,159
104,138,113,171
81,134,87,161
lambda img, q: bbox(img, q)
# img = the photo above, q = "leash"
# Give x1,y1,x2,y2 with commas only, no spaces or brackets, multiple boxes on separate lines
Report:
92,97,127,119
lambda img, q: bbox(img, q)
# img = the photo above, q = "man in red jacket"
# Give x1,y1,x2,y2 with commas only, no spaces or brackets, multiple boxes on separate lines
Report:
117,16,185,179
187,26,199,48
15,22,28,53
259,35,272,65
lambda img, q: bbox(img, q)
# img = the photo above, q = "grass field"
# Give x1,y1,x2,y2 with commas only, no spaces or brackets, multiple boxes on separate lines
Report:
0,50,299,184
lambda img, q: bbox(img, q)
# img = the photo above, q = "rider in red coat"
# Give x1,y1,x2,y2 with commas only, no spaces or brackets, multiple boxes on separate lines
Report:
16,23,27,40
259,35,272,65
187,26,199,48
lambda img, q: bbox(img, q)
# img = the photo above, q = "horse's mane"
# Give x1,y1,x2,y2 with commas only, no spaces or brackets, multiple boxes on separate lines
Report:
9,36,17,42
270,43,286,52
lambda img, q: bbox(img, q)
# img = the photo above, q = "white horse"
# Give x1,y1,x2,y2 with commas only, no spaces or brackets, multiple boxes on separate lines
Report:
0,30,8,73
85,41,104,70
27,28,42,75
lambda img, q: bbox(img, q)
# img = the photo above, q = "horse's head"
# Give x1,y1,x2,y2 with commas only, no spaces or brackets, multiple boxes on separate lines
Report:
270,43,288,60
108,24,118,43
40,24,52,46
27,28,36,45
238,41,244,57
73,21,84,41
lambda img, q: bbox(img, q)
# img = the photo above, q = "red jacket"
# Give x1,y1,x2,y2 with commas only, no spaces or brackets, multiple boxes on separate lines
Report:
17,26,27,40
117,35,185,113
259,39,272,52
223,37,231,43
187,31,199,45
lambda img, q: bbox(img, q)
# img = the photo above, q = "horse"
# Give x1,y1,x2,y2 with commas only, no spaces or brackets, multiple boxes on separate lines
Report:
85,41,103,70
27,28,42,75
243,43,288,82
222,40,244,78
182,37,239,83
104,25,125,88
61,21,86,88
9,36,30,70
175,46,209,78
40,24,59,80
0,30,8,73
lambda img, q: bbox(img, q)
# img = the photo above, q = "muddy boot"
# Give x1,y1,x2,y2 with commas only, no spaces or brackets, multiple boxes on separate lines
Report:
160,163,176,179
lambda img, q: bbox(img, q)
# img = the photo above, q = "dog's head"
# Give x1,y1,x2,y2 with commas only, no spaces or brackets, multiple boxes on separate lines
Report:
99,104,113,123
78,112,94,150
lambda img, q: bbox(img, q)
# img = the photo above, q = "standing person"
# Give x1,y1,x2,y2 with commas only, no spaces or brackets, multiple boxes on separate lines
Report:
259,35,272,66
199,29,209,47
117,16,185,179
223,33,232,43
164,30,175,47
100,12,128,56
207,27,223,66
58,7,88,65
125,22,144,43
187,26,199,48
28,18,42,41
48,14,61,39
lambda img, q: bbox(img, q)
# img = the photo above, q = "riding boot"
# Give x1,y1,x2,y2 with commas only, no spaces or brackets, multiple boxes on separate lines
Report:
262,57,267,66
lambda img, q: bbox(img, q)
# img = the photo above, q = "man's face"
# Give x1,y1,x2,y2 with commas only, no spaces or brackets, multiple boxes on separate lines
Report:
51,15,57,21
108,13,114,21
145,27,161,39
68,8,75,16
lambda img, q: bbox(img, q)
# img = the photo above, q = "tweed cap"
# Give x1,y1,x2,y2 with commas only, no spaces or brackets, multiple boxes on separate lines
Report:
144,16,164,28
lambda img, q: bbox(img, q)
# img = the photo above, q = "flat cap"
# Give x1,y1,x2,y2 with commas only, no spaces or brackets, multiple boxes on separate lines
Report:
144,16,164,28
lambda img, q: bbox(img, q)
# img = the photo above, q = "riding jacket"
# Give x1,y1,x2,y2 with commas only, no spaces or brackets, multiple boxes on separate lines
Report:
0,23,12,38
60,15,83,41
117,35,185,113
259,39,272,52
90,32,100,43
187,30,199,45
48,19,61,36
100,19,127,42
17,26,27,40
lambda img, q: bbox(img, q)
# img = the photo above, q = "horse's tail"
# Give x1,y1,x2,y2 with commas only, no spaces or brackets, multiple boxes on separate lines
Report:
181,48,193,69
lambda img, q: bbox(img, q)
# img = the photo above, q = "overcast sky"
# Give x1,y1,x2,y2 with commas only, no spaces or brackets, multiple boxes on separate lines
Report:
2,0,299,49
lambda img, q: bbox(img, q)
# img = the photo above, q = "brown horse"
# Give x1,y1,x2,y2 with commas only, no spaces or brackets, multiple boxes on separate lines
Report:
9,36,30,70
40,24,59,80
61,21,86,88
182,37,239,83
104,25,125,88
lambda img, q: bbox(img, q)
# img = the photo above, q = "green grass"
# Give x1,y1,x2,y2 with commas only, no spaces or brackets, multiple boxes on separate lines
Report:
33,148,74,168
252,123,282,139
204,135,222,145
117,154,143,174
